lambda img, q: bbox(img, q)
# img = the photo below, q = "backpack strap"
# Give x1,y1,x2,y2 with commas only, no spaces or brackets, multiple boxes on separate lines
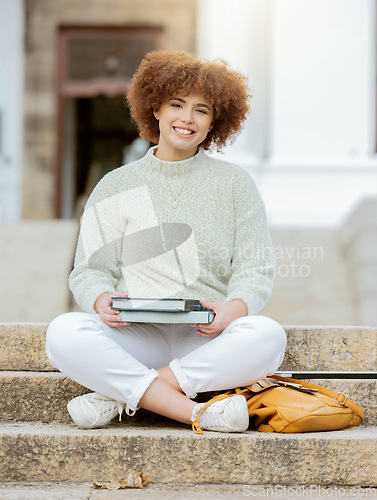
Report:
270,374,364,426
191,393,233,434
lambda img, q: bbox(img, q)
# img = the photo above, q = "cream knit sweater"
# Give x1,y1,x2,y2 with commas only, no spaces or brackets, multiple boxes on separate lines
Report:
69,146,275,315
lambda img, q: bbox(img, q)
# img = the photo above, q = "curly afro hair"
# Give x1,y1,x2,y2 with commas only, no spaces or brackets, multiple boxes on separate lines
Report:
126,50,251,152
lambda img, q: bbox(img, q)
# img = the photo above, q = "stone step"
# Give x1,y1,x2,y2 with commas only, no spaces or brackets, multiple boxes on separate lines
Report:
1,483,374,500
1,323,376,372
0,323,49,371
0,422,376,486
0,371,374,425
281,325,377,371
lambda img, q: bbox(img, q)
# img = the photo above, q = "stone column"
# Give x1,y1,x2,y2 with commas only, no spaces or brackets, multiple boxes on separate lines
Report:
339,198,377,326
196,0,271,164
197,0,377,227
270,0,375,159
0,0,24,222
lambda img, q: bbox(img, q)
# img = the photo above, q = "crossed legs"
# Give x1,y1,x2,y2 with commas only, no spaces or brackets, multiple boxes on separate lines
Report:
46,313,286,426
139,367,195,424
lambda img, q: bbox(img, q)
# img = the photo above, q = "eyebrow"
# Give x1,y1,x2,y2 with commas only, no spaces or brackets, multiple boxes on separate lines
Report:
170,97,211,110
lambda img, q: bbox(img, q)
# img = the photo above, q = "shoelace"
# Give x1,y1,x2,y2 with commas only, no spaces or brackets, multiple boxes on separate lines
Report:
117,402,125,421
92,396,136,423
191,393,233,435
116,403,136,422
125,404,136,417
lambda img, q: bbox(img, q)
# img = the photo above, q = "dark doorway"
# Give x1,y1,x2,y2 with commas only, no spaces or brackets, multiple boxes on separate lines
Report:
74,96,138,210
56,25,164,217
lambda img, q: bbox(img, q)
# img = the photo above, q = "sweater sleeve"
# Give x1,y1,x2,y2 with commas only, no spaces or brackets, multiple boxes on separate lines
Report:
226,169,275,316
69,177,126,313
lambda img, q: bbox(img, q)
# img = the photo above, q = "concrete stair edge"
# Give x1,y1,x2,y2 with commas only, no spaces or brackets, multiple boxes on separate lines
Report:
0,422,376,486
0,371,374,425
1,323,377,372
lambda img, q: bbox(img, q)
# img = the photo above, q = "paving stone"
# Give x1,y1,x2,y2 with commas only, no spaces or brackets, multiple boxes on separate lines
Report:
0,422,376,486
1,482,375,500
0,482,92,499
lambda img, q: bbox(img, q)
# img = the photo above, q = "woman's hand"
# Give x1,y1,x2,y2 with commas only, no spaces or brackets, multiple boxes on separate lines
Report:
94,291,130,328
190,299,248,337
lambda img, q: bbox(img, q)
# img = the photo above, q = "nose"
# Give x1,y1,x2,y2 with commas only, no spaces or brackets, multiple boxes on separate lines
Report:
181,107,194,123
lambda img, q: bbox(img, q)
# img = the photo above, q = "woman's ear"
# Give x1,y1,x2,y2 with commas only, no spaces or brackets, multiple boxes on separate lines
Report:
153,109,159,120
209,122,214,131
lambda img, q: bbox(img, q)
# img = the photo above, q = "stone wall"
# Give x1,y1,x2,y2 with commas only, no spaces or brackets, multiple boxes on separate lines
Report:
0,220,78,322
339,198,377,326
262,226,357,326
22,0,197,219
1,214,370,326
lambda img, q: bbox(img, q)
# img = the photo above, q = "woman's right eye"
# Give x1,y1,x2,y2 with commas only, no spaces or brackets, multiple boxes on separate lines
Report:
171,103,182,108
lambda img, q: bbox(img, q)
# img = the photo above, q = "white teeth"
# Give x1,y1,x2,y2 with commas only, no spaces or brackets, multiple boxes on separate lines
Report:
174,127,193,135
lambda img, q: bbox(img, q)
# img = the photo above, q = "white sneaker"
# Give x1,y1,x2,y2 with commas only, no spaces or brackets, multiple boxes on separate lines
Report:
191,394,249,434
67,393,126,429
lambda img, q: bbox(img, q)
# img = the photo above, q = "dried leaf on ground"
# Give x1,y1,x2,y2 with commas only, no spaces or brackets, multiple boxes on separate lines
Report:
93,473,124,490
126,470,142,488
93,471,150,490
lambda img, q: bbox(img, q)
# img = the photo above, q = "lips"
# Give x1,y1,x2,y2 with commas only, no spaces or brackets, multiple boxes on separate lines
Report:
173,127,195,136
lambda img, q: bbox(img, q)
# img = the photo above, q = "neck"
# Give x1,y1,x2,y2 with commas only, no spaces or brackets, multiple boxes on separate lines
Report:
154,145,198,162
145,146,204,175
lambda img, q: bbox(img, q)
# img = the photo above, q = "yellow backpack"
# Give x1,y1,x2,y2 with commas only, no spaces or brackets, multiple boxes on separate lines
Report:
192,374,364,434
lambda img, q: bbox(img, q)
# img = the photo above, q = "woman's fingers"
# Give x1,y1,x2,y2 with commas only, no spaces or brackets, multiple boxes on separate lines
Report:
196,330,218,337
100,309,129,328
95,292,131,327
105,318,130,328
104,306,118,315
191,324,218,337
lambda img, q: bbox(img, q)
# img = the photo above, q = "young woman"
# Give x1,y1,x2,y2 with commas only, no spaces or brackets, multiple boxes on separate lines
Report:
46,50,286,434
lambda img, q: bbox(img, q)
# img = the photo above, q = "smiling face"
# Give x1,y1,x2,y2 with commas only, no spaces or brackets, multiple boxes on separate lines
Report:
153,94,214,162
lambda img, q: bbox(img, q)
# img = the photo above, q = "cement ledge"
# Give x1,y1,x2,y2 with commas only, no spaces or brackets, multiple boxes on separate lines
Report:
1,323,377,372
0,422,376,486
0,482,376,500
0,372,375,425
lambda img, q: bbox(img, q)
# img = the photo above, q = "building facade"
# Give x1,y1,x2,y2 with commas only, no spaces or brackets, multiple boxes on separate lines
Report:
1,0,196,221
1,0,377,325
2,0,377,225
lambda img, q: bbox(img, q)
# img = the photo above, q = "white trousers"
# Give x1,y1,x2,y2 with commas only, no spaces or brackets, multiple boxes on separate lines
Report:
46,312,286,412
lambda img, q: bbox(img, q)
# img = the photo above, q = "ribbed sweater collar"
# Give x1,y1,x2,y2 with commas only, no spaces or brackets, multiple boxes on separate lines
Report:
142,145,206,175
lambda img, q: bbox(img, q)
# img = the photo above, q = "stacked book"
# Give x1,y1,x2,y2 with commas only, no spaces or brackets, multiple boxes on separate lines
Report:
111,297,215,324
